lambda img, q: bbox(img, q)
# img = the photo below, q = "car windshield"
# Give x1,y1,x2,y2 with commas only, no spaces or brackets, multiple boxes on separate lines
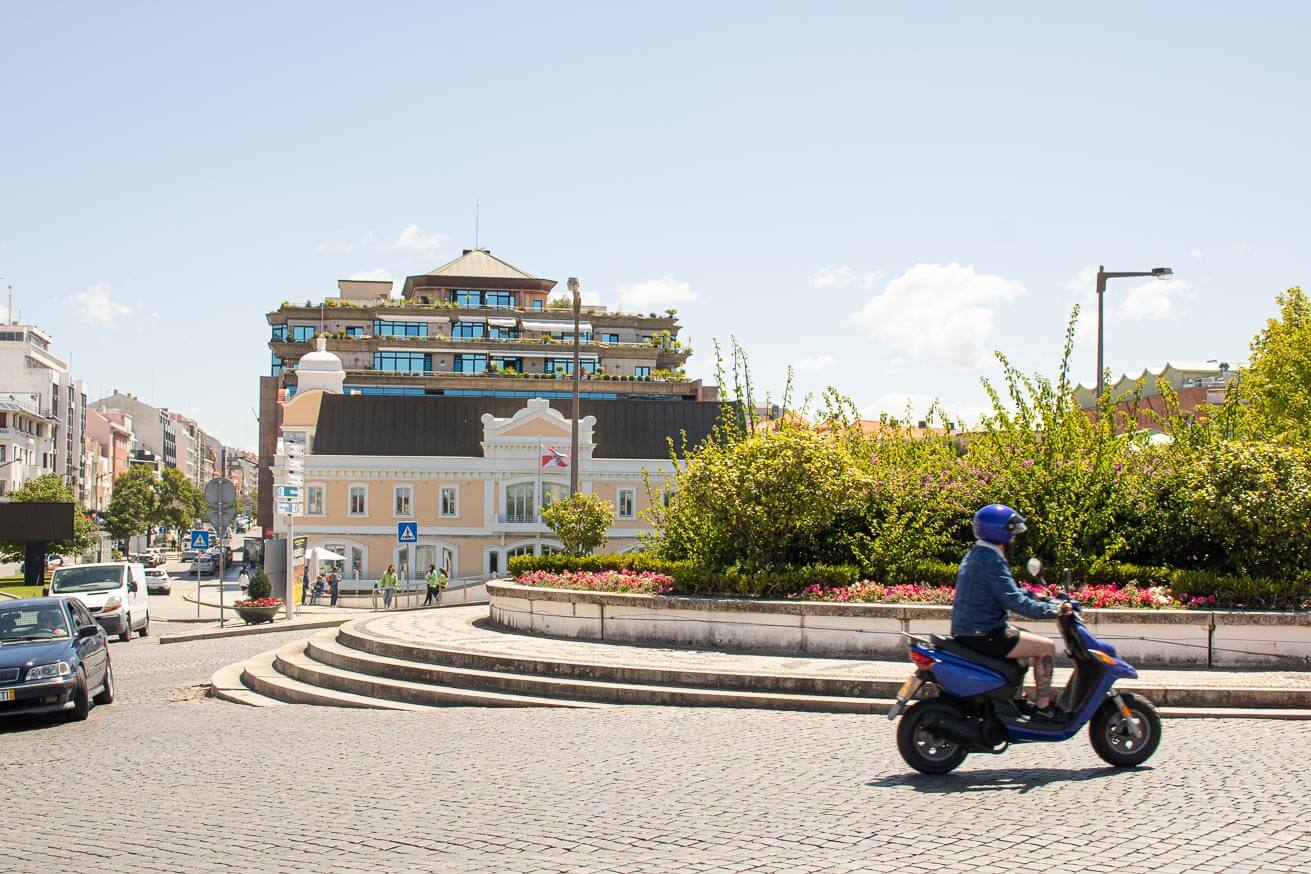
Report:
50,565,124,593
0,605,70,642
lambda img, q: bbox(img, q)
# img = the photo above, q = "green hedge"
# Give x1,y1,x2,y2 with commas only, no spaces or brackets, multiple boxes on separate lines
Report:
508,554,1311,609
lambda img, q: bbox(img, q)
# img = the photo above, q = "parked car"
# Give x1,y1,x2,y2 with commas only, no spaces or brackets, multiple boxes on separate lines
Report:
191,554,217,576
141,550,165,568
181,548,199,562
48,562,151,642
144,568,172,595
0,597,114,722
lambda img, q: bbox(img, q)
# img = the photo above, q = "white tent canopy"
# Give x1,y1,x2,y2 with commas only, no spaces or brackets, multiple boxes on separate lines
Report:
305,546,346,561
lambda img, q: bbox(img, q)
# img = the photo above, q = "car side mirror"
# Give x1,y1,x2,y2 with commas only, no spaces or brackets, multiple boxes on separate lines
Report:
127,581,138,593
1025,557,1043,579
78,624,99,639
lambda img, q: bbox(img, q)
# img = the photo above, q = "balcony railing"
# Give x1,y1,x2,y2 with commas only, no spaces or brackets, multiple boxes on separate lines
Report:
496,511,541,524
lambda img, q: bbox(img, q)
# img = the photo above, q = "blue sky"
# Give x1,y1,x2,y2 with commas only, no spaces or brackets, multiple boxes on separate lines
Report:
2,2,1308,448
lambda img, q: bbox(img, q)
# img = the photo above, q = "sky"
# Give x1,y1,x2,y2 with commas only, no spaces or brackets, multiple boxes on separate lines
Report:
2,2,1309,449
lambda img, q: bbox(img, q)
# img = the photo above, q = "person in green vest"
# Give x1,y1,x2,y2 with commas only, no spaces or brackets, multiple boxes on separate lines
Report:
380,564,398,609
423,564,441,606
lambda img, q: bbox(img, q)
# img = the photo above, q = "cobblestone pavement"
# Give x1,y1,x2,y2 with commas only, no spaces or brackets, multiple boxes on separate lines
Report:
4,634,1311,873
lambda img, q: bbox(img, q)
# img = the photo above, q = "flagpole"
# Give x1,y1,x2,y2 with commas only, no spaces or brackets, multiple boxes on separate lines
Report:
536,437,542,524
568,277,581,497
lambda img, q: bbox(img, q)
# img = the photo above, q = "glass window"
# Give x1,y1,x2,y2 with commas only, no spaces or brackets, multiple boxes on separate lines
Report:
344,326,364,337
542,483,568,508
490,357,522,373
634,366,651,378
599,333,619,344
452,321,485,339
617,488,635,519
350,547,364,580
485,291,514,308
439,486,458,517
322,544,346,575
374,351,432,373
544,358,597,376
505,483,535,521
271,354,283,377
349,486,367,516
394,486,413,517
307,485,325,515
455,290,481,307
453,354,488,374
531,300,544,310
507,544,535,558
271,324,287,341
488,551,499,574
487,326,519,340
289,325,316,342
540,544,562,556
372,320,427,337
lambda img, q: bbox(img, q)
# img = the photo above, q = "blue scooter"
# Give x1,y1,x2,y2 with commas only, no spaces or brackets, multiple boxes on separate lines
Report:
887,558,1162,774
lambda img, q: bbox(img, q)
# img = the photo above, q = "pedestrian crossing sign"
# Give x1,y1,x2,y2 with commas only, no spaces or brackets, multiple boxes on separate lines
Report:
190,530,210,550
397,522,418,543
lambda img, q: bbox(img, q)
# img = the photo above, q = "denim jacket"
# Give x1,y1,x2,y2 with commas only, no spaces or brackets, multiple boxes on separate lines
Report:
950,542,1059,636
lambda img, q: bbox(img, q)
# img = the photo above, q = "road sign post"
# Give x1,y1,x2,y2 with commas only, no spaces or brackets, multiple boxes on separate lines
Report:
204,477,237,627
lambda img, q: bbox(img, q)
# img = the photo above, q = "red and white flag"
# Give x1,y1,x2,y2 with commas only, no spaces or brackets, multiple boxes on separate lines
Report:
541,446,570,468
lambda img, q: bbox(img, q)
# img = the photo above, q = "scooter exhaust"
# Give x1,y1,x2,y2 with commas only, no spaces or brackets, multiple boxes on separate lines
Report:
925,713,987,749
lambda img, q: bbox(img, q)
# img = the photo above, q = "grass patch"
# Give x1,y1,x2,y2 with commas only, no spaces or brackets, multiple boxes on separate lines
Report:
0,585,45,599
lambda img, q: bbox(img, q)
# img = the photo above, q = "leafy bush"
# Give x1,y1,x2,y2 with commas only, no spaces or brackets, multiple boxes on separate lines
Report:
540,492,614,555
246,570,273,601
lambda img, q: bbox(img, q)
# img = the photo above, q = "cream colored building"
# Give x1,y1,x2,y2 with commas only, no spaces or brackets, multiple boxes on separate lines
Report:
270,338,724,584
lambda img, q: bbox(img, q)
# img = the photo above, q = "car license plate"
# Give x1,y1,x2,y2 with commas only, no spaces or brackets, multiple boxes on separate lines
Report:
0,689,13,702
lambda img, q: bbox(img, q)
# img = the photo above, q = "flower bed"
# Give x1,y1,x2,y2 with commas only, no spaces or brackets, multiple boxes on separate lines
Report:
796,580,1214,609
235,597,283,609
516,570,674,596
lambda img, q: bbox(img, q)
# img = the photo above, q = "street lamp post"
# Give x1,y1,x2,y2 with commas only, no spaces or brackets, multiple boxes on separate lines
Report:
567,277,581,497
1095,265,1174,398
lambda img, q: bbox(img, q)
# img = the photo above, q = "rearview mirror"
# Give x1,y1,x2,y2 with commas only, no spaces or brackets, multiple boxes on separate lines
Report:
1026,557,1043,579
127,581,138,593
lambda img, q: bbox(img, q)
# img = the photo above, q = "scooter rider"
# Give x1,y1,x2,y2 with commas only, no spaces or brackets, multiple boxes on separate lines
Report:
951,504,1064,721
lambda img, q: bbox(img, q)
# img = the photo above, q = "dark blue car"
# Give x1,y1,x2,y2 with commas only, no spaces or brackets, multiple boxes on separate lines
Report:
0,597,114,722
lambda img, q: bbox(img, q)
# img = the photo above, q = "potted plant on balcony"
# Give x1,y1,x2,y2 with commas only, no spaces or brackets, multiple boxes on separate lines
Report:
234,570,282,625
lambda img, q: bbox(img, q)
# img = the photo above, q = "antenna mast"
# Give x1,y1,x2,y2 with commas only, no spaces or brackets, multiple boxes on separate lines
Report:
475,198,480,250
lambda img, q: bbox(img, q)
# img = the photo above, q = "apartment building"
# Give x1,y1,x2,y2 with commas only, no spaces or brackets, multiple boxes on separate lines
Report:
1074,361,1238,430
0,325,89,499
257,248,716,529
225,448,258,503
269,340,726,582
84,408,134,511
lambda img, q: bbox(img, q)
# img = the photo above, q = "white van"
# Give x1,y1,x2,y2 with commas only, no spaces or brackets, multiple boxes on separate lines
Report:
49,562,150,642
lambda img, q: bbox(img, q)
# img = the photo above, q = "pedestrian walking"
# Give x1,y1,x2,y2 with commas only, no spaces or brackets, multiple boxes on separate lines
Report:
311,573,325,606
329,570,340,607
380,564,398,609
237,567,250,596
300,566,309,605
423,564,440,606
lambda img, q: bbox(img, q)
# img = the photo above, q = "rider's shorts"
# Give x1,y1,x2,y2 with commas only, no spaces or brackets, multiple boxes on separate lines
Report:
954,625,1020,659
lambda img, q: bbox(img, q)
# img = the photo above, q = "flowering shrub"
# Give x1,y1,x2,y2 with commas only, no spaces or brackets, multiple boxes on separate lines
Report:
796,582,955,604
235,597,283,608
516,570,674,596
1020,581,1182,609
797,579,1207,609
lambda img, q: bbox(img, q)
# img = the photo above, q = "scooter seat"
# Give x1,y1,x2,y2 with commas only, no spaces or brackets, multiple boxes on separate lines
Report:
930,634,1027,687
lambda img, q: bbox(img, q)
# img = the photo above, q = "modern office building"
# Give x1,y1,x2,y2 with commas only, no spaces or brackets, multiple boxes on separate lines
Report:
0,324,89,500
92,392,178,471
257,248,715,529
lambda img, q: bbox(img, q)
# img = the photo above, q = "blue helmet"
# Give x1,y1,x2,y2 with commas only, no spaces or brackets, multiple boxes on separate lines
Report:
973,504,1028,545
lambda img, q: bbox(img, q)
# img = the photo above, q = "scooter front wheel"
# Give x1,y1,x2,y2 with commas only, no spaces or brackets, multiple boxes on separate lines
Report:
1089,692,1162,767
897,699,969,774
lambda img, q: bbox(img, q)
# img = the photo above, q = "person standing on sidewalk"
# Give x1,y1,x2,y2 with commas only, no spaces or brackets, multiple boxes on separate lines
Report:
300,566,309,606
380,564,398,609
328,570,340,607
423,564,440,606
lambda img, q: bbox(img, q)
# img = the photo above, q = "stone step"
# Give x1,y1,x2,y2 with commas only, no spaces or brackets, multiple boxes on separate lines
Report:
336,620,902,698
312,629,894,712
209,660,287,708
276,637,605,710
241,646,434,711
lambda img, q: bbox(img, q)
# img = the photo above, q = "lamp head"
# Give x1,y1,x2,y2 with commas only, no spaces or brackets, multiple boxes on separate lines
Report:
567,277,579,295
1151,267,1173,279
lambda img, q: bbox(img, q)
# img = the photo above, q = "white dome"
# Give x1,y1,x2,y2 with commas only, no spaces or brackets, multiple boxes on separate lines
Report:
296,337,345,394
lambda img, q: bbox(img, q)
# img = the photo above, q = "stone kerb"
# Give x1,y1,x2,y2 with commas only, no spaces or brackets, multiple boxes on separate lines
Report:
487,580,1311,669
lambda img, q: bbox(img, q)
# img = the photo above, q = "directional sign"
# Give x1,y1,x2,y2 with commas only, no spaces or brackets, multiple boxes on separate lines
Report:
276,501,303,516
287,456,305,473
283,473,304,487
397,521,418,543
274,485,301,500
284,442,306,458
190,530,211,550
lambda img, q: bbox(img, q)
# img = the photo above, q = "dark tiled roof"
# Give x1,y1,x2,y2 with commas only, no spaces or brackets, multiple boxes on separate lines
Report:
311,395,735,459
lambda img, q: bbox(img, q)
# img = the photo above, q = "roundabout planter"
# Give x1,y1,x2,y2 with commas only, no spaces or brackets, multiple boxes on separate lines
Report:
234,604,282,625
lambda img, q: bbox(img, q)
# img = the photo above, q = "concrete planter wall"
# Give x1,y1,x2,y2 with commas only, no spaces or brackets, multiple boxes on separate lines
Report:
487,580,1311,670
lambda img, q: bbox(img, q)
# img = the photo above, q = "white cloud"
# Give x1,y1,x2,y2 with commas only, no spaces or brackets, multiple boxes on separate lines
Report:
1189,249,1204,259
860,392,990,427
850,262,1025,368
809,265,882,288
317,240,354,254
348,268,399,297
388,224,448,257
1119,278,1190,320
616,276,700,311
1062,266,1096,293
73,283,136,327
792,354,834,373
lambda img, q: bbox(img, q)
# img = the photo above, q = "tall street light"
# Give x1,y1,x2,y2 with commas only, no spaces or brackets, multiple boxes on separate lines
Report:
1096,265,1174,398
568,277,581,497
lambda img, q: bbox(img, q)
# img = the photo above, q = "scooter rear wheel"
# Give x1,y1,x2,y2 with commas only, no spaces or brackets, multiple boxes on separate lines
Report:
897,699,969,774
1089,692,1161,767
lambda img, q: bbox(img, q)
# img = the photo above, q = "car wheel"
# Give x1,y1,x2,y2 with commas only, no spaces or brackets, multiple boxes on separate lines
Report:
93,662,115,705
137,615,149,638
119,615,132,643
68,666,91,721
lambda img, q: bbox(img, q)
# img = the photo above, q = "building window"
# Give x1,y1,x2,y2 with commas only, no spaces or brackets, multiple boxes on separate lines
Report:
289,325,316,342
394,486,413,517
452,321,485,339
487,325,519,340
634,366,651,378
487,551,499,574
307,485,325,516
599,333,619,344
506,544,535,559
617,488,635,519
372,320,427,338
531,300,544,310
374,351,432,373
490,356,522,373
454,289,481,307
544,358,597,376
485,291,514,308
271,324,286,341
439,486,458,517
348,485,367,516
344,326,364,337
453,354,488,374
271,354,283,377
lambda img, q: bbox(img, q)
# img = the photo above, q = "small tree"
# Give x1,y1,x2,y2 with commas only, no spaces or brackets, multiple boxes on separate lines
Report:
541,492,614,555
245,570,273,600
155,467,205,533
0,474,99,560
104,466,158,543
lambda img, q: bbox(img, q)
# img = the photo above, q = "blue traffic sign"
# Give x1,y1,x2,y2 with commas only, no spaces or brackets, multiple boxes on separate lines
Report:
190,530,211,550
397,522,418,544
